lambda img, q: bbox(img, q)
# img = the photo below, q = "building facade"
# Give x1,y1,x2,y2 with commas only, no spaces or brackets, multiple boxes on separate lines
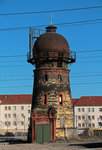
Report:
0,95,32,134
72,96,102,130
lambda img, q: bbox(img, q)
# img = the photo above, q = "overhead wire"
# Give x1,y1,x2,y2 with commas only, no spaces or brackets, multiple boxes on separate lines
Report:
0,18,102,31
0,5,102,16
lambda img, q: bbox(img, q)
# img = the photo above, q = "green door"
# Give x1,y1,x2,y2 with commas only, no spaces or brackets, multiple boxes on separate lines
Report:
36,124,51,143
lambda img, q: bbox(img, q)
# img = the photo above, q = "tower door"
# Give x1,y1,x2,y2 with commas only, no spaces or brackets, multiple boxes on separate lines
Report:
36,124,51,143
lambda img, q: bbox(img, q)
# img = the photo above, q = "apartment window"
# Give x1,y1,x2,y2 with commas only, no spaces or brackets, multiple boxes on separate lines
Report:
78,108,81,112
8,122,11,126
5,106,7,110
87,108,90,112
8,106,11,110
92,123,95,128
13,114,16,118
92,116,95,120
14,122,17,126
21,121,24,125
88,116,91,120
14,106,16,110
5,114,7,118
44,74,48,81
5,122,7,126
82,116,85,120
99,116,102,120
21,106,24,110
78,116,81,120
99,108,102,112
78,123,81,127
82,123,85,127
21,113,24,118
28,117,30,122
82,108,84,112
58,75,62,82
92,108,94,112
89,123,91,127
8,114,11,118
28,110,31,114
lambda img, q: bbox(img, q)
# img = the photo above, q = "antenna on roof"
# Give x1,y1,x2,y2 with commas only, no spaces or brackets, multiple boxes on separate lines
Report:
50,8,53,25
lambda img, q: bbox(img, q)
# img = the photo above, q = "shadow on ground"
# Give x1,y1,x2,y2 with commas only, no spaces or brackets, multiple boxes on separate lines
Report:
69,142,102,149
0,137,27,144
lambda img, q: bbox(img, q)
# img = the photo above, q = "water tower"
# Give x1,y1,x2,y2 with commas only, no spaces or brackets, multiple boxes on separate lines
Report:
27,25,76,143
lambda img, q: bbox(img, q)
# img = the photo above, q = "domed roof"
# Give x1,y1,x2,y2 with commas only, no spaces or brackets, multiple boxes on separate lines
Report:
34,25,70,53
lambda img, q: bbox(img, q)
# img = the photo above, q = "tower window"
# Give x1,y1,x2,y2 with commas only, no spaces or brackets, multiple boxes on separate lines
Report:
45,74,48,81
42,94,48,105
58,94,63,106
57,60,62,67
58,75,62,82
44,95,47,105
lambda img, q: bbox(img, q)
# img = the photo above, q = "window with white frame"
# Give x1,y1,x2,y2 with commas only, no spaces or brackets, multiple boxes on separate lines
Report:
14,106,16,110
92,108,94,112
87,108,90,112
13,114,16,118
21,106,24,110
5,106,7,110
8,114,11,118
99,108,102,112
8,106,11,110
78,108,81,112
82,108,84,112
5,114,7,118
92,116,95,120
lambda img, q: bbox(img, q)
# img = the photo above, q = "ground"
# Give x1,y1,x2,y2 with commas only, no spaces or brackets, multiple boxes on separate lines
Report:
1,137,102,150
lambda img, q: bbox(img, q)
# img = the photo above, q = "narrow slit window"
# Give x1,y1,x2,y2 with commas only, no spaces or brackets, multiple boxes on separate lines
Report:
44,94,47,105
59,95,63,105
45,74,48,81
58,75,62,82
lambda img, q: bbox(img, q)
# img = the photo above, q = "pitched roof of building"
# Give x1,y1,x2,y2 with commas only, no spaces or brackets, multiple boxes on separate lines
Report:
0,94,32,104
72,96,102,106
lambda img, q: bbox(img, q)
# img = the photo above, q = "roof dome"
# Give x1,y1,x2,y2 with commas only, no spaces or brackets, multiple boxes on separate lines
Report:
34,25,70,53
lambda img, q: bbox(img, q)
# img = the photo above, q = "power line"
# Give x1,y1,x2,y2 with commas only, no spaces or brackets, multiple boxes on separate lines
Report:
0,18,102,31
0,81,102,88
0,74,102,81
71,82,102,85
0,5,102,16
76,49,102,53
76,60,102,63
71,74,102,78
0,55,26,58
0,79,33,81
77,55,102,59
0,49,102,59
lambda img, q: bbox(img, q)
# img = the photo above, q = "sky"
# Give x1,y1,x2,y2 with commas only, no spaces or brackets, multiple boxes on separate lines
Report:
0,0,102,98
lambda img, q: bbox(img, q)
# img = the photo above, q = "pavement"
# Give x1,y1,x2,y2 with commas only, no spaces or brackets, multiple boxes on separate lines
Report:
0,136,102,150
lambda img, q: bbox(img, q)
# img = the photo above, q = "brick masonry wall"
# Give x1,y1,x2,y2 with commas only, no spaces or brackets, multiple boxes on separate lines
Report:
32,68,74,137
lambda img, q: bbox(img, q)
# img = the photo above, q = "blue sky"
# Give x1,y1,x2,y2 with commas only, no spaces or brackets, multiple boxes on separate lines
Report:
0,0,102,98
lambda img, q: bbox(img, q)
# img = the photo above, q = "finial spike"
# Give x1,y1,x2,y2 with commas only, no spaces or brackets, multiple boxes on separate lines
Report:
50,8,53,25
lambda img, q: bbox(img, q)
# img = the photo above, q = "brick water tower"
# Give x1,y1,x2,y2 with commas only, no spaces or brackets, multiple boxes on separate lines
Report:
27,25,76,143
